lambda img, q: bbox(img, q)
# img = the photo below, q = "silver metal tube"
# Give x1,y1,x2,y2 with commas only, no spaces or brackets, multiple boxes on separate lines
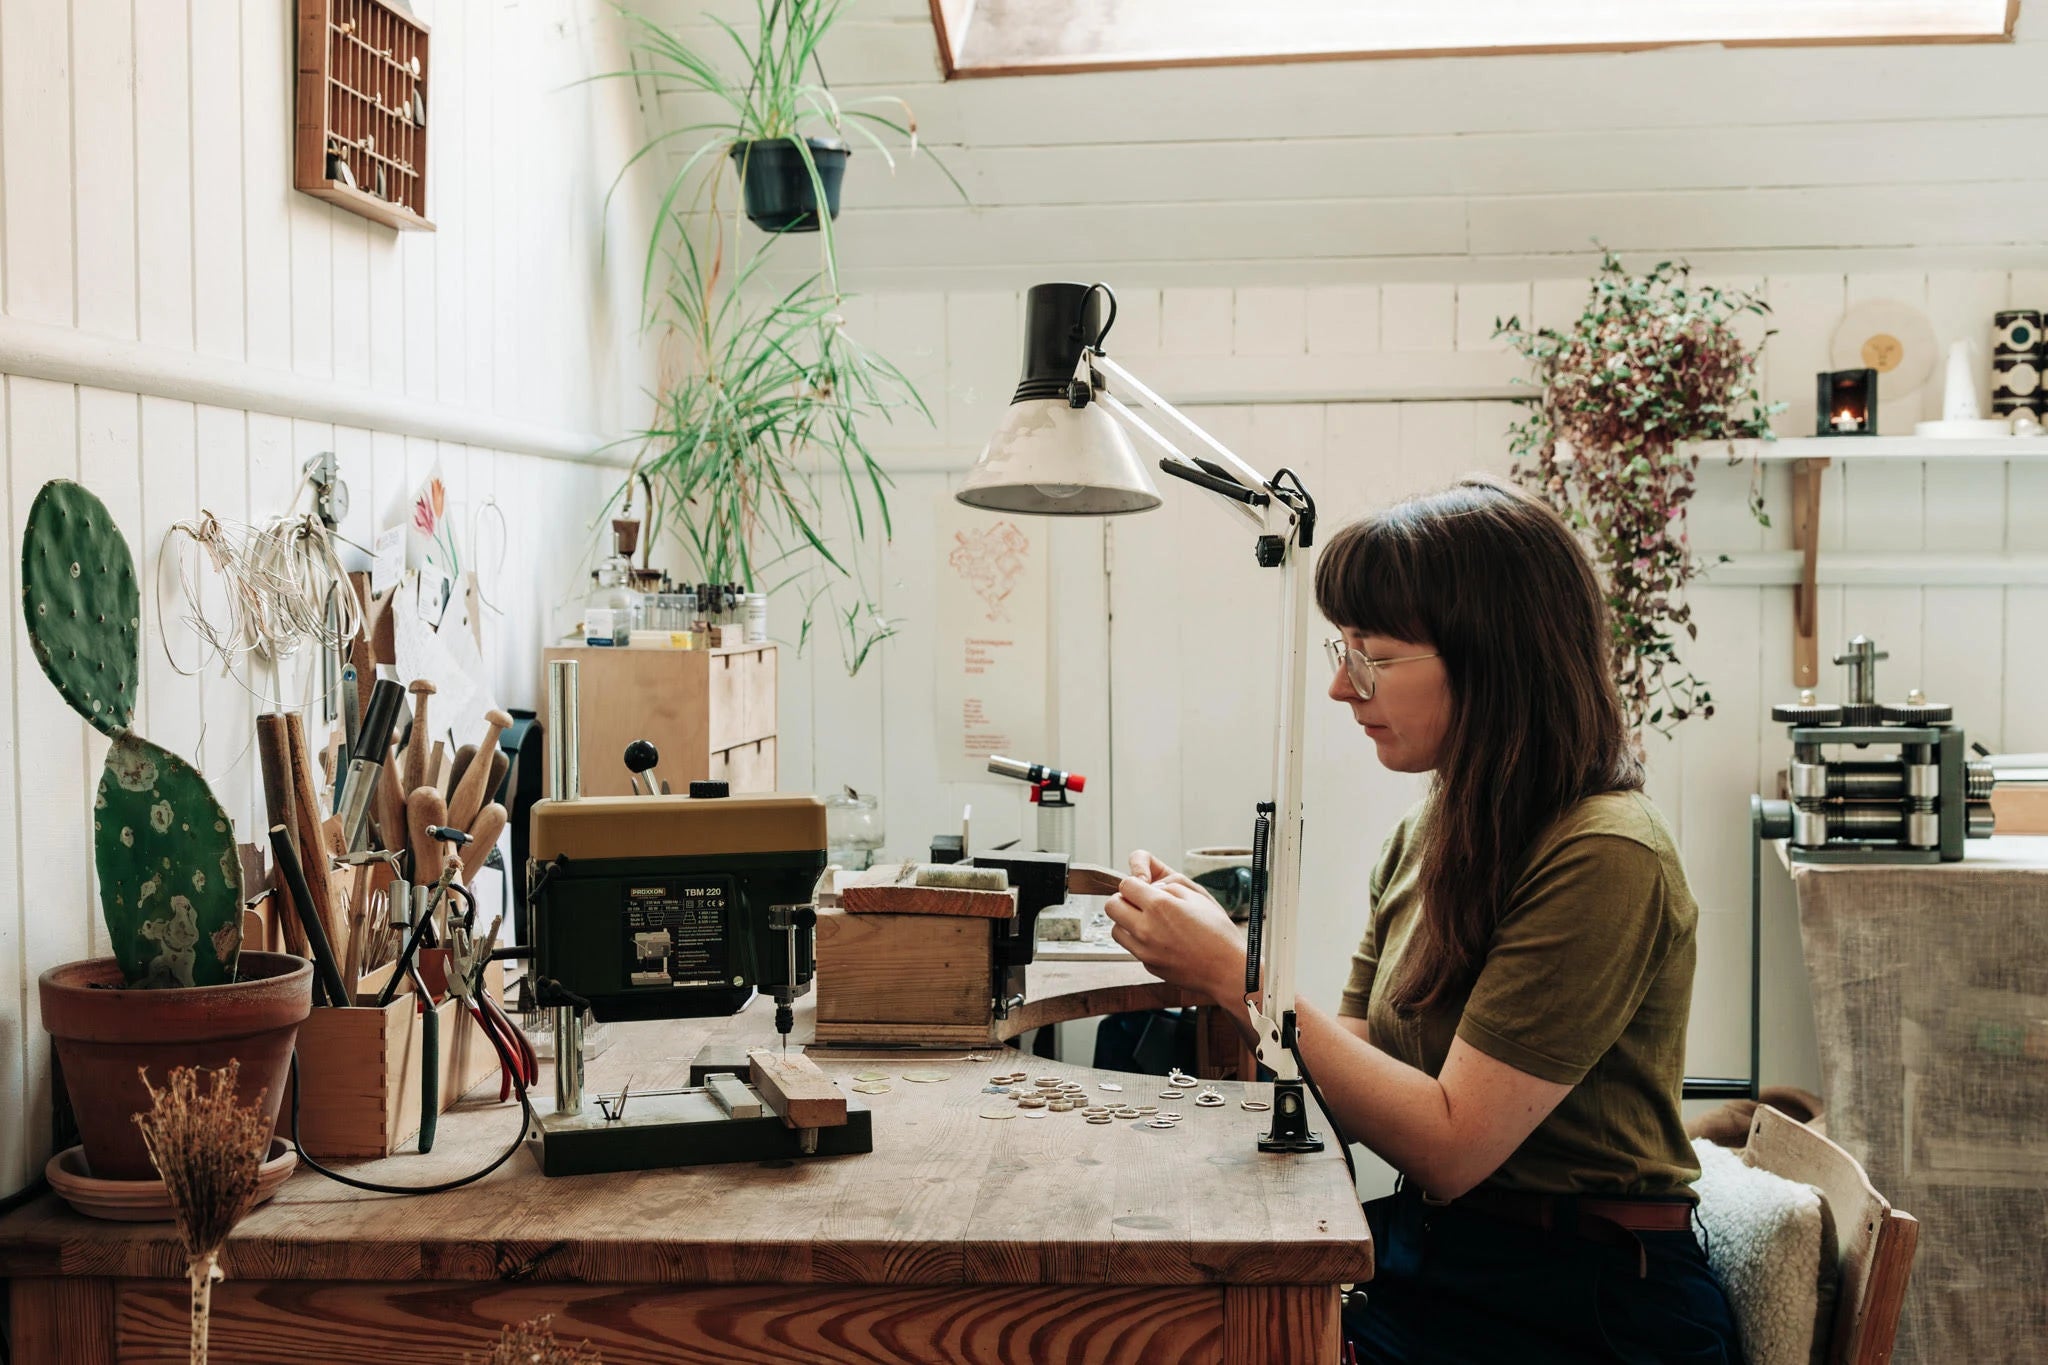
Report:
553,1004,584,1115
546,659,580,802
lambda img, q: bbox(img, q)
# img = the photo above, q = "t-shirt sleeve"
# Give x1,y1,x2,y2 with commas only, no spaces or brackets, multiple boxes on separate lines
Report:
1455,834,1671,1086
1337,824,1408,1019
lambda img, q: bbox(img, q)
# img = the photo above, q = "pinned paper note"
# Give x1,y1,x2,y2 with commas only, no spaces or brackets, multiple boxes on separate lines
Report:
933,492,1049,783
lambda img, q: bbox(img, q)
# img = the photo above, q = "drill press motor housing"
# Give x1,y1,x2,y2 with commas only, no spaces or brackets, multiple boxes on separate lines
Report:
529,788,824,1021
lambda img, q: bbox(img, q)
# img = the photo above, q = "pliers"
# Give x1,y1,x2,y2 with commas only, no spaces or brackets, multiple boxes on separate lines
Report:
446,916,538,1101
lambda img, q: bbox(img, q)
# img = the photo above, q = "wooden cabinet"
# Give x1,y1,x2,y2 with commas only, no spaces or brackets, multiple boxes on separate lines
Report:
540,644,779,796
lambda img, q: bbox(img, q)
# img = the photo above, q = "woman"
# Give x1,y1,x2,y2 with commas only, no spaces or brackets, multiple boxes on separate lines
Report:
1105,476,1743,1364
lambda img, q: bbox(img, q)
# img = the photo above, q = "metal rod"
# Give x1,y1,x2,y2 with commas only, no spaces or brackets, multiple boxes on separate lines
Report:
546,658,580,802
553,1004,584,1115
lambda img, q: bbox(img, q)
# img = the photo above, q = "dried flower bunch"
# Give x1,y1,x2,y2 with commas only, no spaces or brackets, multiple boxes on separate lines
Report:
1497,253,1781,739
464,1315,605,1365
132,1061,273,1365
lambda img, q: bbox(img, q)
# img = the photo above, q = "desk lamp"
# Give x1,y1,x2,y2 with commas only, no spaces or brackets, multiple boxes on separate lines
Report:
958,281,1324,1154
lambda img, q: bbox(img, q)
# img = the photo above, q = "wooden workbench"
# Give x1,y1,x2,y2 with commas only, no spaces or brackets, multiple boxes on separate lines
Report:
0,960,1371,1363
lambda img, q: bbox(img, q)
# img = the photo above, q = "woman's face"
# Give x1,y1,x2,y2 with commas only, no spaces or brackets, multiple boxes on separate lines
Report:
1327,628,1453,773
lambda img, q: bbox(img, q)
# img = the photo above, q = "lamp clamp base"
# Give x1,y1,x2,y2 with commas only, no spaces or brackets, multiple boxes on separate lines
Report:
1256,1077,1325,1153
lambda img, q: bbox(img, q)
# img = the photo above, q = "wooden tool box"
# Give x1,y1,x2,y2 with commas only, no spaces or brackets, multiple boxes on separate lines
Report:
813,866,1019,1046
277,950,505,1158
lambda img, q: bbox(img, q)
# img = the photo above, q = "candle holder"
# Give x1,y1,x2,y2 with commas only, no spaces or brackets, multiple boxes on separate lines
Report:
1816,369,1878,436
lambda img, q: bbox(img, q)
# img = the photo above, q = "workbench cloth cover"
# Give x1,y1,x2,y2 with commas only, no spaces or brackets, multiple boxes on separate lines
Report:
1690,1137,1831,1365
1792,847,2048,1363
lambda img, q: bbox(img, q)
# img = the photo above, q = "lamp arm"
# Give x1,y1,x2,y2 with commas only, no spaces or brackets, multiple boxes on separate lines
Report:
1087,350,1272,495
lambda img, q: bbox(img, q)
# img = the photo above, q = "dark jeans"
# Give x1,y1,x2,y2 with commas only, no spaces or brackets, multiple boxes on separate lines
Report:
1344,1184,1745,1364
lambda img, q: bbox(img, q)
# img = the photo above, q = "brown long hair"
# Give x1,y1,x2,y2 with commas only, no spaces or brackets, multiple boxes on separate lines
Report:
1314,475,1642,1013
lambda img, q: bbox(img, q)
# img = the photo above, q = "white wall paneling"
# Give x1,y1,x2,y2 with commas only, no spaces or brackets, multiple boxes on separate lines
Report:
0,0,658,1199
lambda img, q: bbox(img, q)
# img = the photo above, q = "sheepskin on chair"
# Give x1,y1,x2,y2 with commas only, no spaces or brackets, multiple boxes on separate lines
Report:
1691,1137,1839,1365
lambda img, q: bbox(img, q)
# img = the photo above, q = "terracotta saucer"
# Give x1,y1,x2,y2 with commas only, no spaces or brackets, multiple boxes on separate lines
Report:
46,1137,298,1223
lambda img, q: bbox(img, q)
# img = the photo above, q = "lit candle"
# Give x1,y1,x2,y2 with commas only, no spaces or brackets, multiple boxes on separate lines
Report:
1832,409,1860,432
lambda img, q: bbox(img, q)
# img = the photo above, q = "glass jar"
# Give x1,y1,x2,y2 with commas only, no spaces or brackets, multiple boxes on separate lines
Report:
823,790,884,871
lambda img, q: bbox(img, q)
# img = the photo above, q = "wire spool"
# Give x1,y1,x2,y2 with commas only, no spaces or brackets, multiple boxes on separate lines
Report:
1771,702,1844,725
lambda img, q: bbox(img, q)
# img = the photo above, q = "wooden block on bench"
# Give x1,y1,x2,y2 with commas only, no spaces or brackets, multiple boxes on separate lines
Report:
839,865,1017,919
748,1048,847,1128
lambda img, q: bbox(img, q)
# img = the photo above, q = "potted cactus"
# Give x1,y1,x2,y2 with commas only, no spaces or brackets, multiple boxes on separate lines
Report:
25,480,311,1185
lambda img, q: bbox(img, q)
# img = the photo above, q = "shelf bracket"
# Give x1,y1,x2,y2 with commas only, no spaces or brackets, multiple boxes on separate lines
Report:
1791,456,1831,687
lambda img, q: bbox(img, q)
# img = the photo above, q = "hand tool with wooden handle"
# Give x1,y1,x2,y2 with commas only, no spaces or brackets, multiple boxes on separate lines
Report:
268,824,351,1008
459,802,508,883
285,711,350,976
444,744,478,802
408,786,451,882
404,680,436,792
376,736,409,856
256,714,311,959
448,709,514,832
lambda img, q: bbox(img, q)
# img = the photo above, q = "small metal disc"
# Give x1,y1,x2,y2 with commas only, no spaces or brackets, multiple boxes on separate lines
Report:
980,1106,1017,1120
902,1070,950,1083
1098,1082,1123,1092
1020,1107,1048,1118
854,1070,889,1082
852,1082,891,1095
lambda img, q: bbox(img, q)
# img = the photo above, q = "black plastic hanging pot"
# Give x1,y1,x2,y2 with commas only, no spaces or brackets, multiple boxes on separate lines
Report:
729,136,850,233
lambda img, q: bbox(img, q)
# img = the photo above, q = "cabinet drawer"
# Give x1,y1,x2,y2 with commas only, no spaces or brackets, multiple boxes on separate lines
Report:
708,647,777,753
709,737,777,793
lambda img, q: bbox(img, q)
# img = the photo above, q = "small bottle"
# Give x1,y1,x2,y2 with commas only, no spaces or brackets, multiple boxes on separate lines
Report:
584,528,639,646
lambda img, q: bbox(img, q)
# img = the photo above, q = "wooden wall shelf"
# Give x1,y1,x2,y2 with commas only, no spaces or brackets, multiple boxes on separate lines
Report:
295,0,435,231
1698,437,2048,461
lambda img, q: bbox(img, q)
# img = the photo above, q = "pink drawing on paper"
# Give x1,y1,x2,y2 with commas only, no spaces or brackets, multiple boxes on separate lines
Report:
947,521,1032,623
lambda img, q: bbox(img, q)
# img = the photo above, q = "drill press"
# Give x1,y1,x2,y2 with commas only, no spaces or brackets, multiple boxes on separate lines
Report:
525,659,870,1175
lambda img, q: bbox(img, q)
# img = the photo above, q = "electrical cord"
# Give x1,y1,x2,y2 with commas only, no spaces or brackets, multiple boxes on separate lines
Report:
1289,1027,1358,1188
287,1045,534,1197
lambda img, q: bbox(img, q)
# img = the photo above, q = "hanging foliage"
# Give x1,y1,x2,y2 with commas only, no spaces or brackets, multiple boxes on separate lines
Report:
1497,252,1783,740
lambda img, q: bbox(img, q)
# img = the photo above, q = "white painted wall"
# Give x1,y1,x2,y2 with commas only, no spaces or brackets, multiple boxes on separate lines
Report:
646,0,2048,287
0,0,657,1199
774,272,2048,1159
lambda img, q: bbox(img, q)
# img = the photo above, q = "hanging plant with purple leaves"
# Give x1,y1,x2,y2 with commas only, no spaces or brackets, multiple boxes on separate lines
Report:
1497,252,1784,741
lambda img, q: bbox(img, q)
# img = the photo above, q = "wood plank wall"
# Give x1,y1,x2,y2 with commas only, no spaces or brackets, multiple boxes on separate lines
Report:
0,0,654,1199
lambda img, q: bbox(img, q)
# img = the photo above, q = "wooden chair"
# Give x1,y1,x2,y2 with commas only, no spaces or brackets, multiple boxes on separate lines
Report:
1743,1104,1921,1365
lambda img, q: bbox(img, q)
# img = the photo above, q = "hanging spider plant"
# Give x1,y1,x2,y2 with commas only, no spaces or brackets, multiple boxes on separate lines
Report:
599,0,964,675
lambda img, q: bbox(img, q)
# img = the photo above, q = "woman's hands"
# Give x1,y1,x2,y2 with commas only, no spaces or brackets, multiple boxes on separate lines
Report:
1104,850,1249,1007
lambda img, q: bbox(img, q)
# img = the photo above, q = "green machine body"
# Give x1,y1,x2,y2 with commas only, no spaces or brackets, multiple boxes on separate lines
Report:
528,788,825,1023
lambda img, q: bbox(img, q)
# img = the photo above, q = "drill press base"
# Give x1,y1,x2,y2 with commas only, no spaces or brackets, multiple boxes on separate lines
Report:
532,1090,873,1177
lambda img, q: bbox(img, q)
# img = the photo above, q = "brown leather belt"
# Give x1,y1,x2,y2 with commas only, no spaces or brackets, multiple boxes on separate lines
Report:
1418,1185,1696,1275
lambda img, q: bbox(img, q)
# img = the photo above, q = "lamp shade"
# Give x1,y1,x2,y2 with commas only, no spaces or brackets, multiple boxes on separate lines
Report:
955,282,1162,516
957,398,1162,515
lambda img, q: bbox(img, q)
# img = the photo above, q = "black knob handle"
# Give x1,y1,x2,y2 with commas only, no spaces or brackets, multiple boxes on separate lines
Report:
689,780,730,799
624,739,660,774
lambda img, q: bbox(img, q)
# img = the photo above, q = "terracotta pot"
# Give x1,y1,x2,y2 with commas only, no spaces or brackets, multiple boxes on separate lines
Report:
39,952,313,1180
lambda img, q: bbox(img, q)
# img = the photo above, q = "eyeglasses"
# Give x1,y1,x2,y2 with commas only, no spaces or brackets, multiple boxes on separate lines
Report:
1323,638,1438,700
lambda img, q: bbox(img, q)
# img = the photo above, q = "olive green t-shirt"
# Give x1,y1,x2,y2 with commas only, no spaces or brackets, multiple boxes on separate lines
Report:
1338,791,1701,1197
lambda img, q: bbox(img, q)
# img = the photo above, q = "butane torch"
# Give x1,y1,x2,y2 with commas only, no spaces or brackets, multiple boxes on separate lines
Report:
987,755,1086,856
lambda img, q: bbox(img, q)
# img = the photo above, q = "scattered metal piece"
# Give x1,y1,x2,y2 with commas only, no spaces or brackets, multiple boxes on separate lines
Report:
901,1070,950,1083
1017,1094,1048,1109
852,1082,892,1095
979,1106,1017,1120
1112,1107,1140,1119
854,1070,890,1082
1099,1082,1123,1092
1195,1089,1227,1108
1147,1118,1180,1129
1167,1069,1197,1088
1085,1114,1114,1125
1020,1107,1048,1118
1241,1099,1271,1112
1136,1105,1158,1116
1159,1089,1185,1100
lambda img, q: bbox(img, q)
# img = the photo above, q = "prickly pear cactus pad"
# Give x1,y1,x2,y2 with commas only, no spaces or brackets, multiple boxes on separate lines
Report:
21,480,139,738
95,735,243,987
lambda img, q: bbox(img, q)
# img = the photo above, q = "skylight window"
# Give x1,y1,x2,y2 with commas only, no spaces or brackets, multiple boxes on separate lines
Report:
931,0,2016,78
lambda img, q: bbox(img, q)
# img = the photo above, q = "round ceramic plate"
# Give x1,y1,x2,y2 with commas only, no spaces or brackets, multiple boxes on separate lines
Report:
46,1136,298,1223
1831,300,1937,397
